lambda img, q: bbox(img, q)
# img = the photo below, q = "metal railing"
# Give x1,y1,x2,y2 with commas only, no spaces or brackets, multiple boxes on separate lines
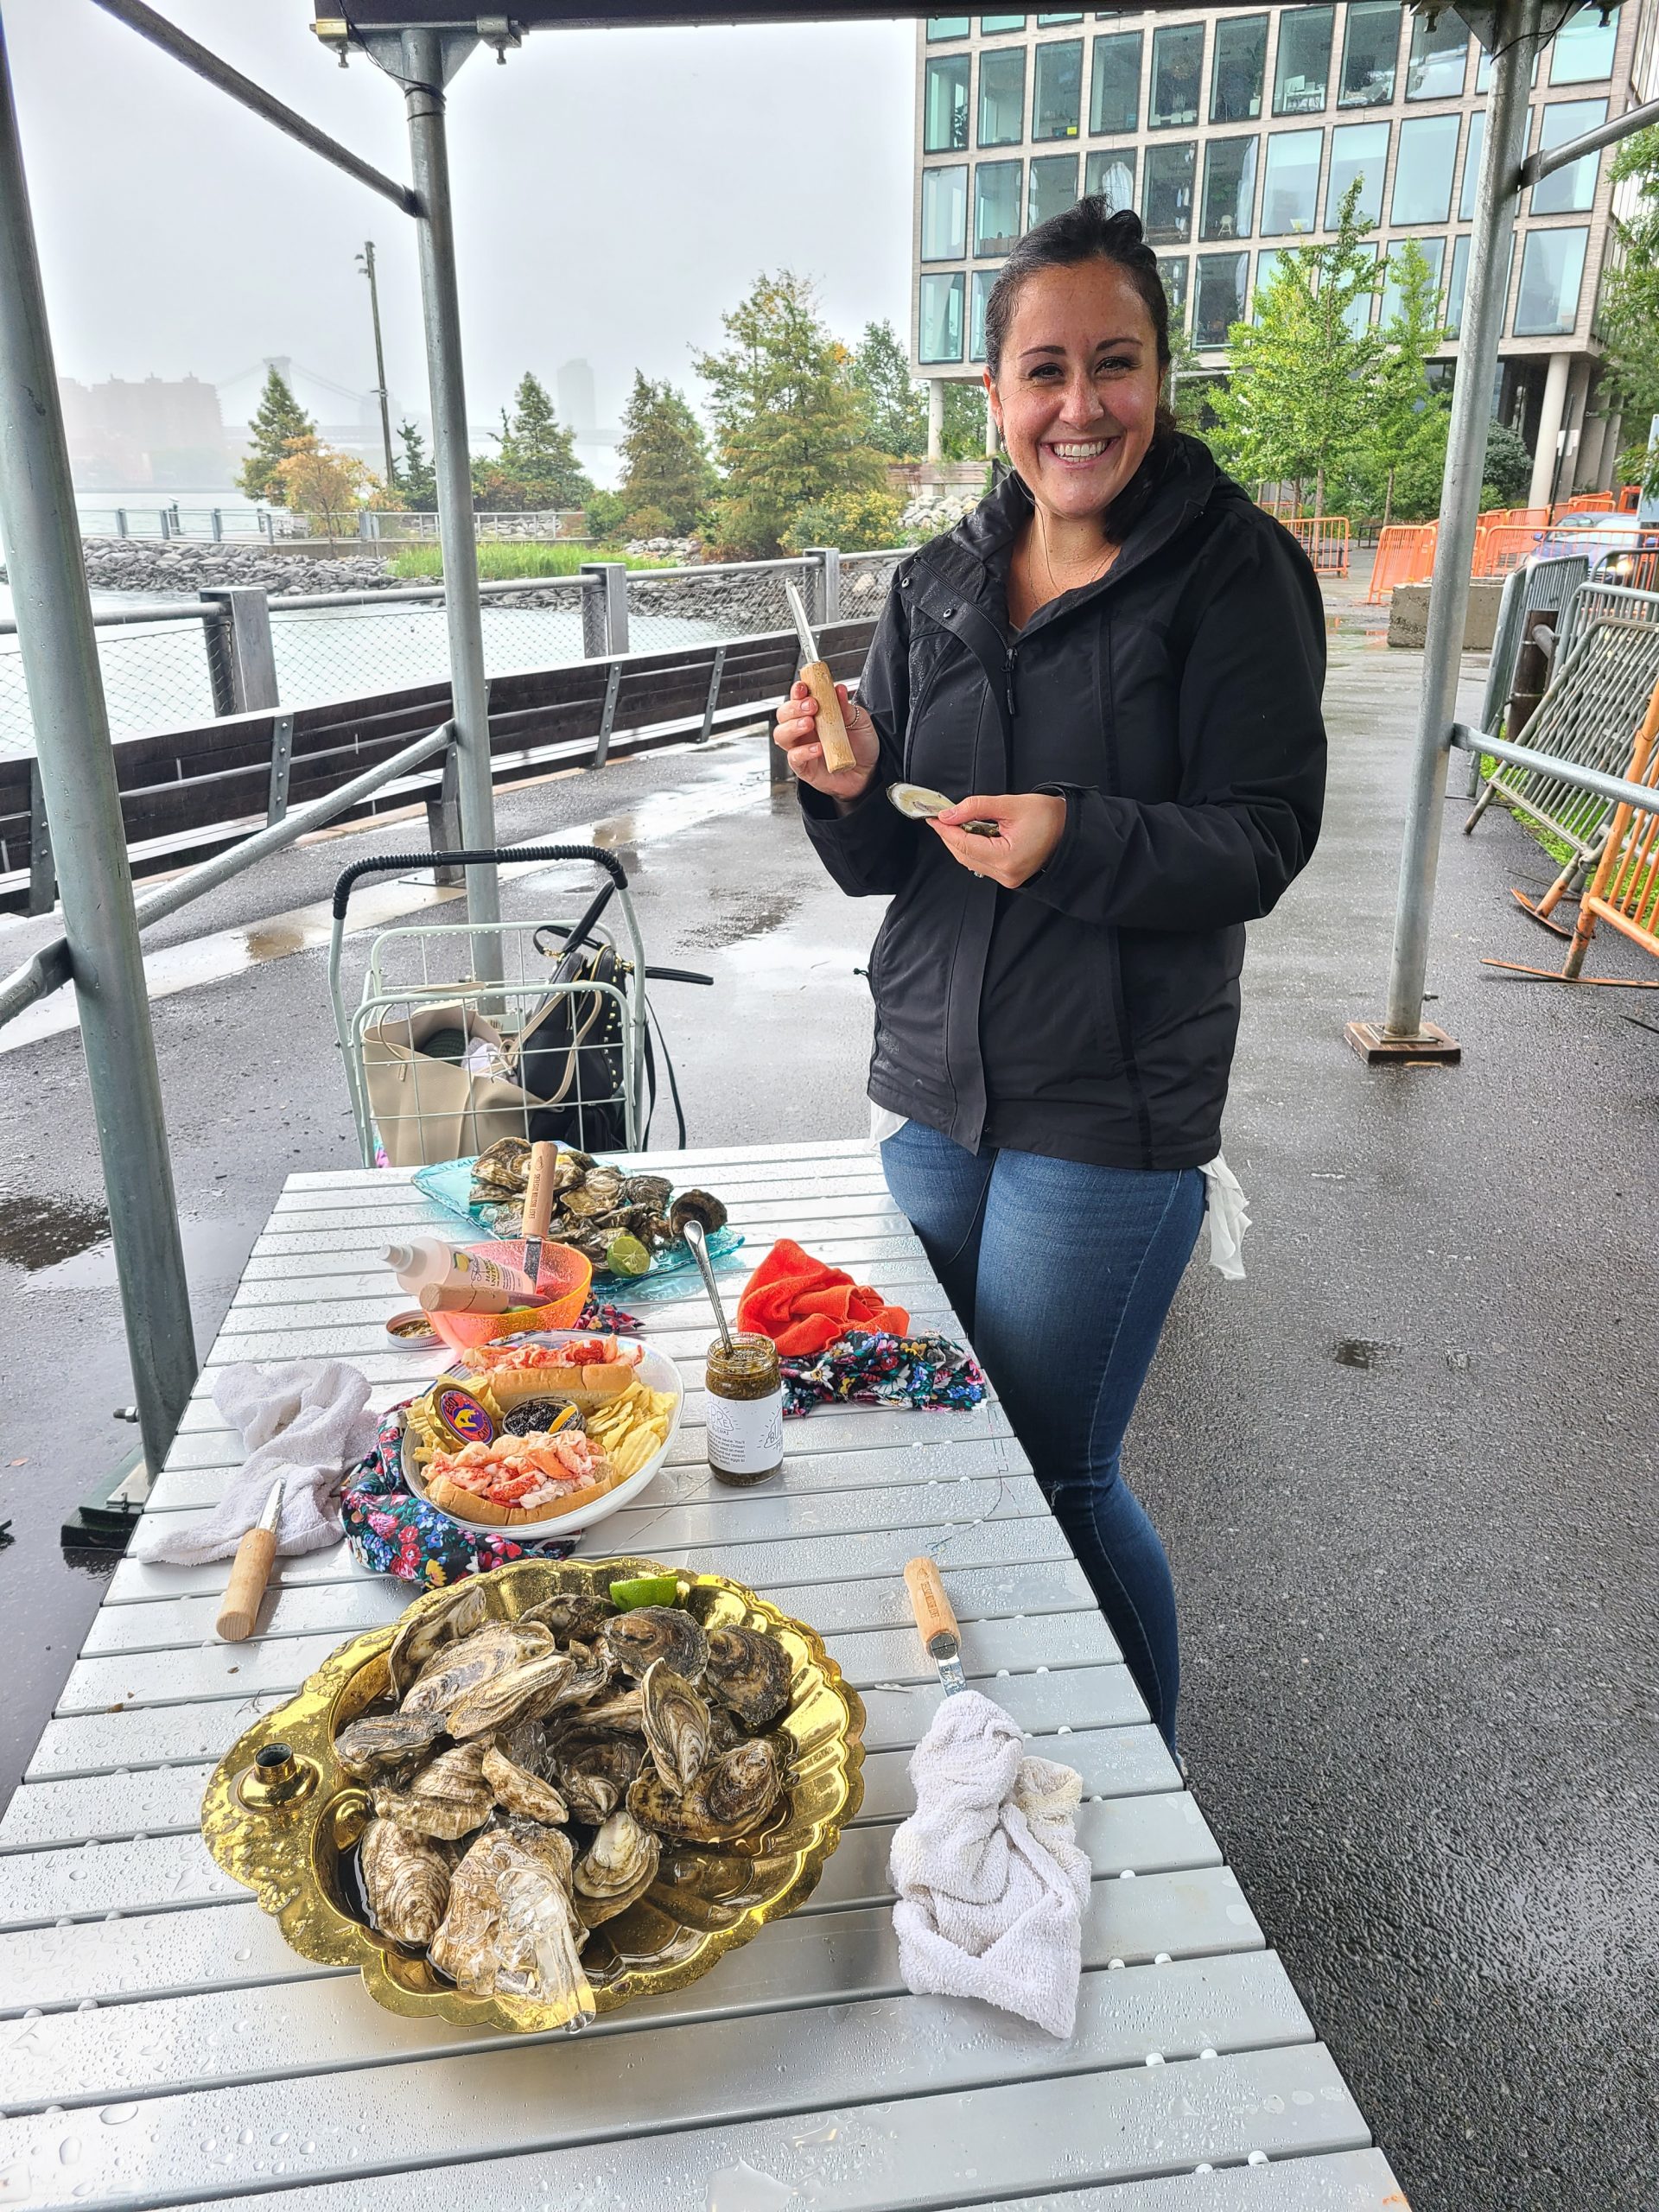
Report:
76,504,311,542
360,507,589,542
0,543,911,759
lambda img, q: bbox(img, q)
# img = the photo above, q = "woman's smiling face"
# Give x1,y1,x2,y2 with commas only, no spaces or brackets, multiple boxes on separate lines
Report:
988,258,1164,525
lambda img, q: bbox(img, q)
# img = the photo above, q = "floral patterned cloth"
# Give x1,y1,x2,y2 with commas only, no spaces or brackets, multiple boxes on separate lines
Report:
780,1330,987,1420
340,1294,639,1586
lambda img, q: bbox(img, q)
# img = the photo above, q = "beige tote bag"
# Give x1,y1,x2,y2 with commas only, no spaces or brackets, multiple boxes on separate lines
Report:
359,1003,537,1166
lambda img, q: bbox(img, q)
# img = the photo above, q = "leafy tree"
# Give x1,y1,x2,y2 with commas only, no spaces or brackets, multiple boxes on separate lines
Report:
1598,124,1659,492
238,367,315,502
474,372,593,511
940,380,993,461
1165,316,1211,435
270,435,378,543
782,485,910,554
1480,421,1534,506
851,321,927,458
623,503,675,539
616,372,715,533
583,487,629,543
1206,179,1385,512
695,271,886,557
394,418,437,511
1338,237,1448,518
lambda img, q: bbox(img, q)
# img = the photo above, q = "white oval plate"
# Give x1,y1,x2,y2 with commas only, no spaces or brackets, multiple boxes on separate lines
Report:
401,1332,683,1540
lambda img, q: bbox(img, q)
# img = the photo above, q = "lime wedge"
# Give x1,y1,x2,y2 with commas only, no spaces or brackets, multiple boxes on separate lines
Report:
609,1573,680,1611
606,1232,652,1277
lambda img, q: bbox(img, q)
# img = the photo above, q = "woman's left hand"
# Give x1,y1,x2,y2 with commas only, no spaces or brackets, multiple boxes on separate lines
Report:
930,792,1067,888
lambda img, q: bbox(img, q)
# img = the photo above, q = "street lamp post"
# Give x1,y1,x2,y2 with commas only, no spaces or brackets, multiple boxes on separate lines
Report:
357,238,397,492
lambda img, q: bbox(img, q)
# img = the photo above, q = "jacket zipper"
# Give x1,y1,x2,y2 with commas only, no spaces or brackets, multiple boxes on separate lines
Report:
1005,645,1018,721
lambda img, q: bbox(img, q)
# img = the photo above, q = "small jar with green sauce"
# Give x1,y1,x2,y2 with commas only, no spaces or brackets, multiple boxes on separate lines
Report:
704,1331,785,1487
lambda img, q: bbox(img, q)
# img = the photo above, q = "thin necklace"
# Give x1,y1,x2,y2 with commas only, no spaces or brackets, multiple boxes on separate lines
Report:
1033,507,1115,601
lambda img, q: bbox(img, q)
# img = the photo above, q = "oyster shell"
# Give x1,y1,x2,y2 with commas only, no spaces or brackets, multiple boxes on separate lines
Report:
447,1649,578,1740
601,1605,709,1683
387,1579,494,1699
702,1624,794,1732
641,1661,712,1792
668,1189,728,1241
574,1686,645,1735
621,1174,672,1209
558,1185,613,1220
374,1741,493,1841
482,1743,569,1827
401,1620,554,1721
429,1821,594,2019
519,1592,617,1642
359,1816,453,1948
334,1707,446,1782
628,1737,784,1845
470,1136,531,1193
554,1729,644,1825
705,1703,746,1757
573,1811,660,1928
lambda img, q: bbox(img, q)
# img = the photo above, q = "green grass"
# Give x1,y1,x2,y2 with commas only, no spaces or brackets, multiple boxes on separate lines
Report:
387,542,672,582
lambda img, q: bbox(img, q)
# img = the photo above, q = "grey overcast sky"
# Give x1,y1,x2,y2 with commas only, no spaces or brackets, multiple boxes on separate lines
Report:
6,2,917,430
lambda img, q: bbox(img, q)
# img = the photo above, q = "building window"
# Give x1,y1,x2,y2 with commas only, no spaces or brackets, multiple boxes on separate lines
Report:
981,14,1027,31
979,46,1027,146
1513,226,1588,334
919,271,966,362
927,16,972,39
922,164,969,260
1338,0,1399,106
1446,230,1516,336
1343,243,1380,334
1532,98,1607,213
1406,10,1469,99
1210,13,1267,122
1141,139,1197,242
1254,245,1288,315
970,267,997,361
1460,109,1484,219
1260,127,1322,233
1084,146,1137,211
1549,3,1619,83
1273,7,1333,115
1036,10,1084,21
1028,151,1079,225
1149,21,1205,127
1200,134,1259,238
1195,250,1249,344
1160,255,1190,334
925,54,971,151
1033,39,1084,137
1380,234,1446,325
975,159,1024,254
1090,29,1141,133
1326,120,1388,226
1390,113,1459,225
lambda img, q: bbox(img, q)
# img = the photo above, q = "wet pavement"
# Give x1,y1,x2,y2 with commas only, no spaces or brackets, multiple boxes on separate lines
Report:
1,595,1656,2209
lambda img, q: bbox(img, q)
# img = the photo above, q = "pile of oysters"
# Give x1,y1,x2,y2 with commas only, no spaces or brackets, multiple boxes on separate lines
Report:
468,1138,728,1275
334,1579,794,2021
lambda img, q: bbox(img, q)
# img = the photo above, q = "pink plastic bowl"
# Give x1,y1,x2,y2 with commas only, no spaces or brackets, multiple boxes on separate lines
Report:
425,1239,593,1355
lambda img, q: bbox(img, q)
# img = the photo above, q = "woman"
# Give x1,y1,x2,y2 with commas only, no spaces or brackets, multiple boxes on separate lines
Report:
774,202,1326,1753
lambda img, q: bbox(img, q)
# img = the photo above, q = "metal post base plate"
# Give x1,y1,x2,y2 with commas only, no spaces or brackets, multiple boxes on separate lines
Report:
1344,1018,1462,1064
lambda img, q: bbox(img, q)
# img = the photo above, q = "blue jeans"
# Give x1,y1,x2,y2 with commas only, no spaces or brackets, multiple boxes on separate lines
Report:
880,1119,1204,1751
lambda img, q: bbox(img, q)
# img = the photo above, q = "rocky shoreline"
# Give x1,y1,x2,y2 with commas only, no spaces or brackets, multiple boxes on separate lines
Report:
67,539,401,598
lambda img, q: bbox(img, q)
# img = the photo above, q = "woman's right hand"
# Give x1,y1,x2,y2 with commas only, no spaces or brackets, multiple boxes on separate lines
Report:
773,681,881,804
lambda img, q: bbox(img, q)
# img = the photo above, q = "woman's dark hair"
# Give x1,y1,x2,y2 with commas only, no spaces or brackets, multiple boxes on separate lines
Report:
983,200,1177,534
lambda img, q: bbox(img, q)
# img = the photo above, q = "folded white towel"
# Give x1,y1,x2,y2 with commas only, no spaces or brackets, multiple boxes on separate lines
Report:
132,1359,378,1566
889,1688,1090,2038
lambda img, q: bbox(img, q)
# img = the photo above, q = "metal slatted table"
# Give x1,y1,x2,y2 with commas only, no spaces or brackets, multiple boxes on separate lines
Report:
0,1141,1405,2211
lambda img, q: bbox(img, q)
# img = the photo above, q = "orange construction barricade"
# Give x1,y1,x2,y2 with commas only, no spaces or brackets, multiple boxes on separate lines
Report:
1366,522,1437,603
1282,515,1351,575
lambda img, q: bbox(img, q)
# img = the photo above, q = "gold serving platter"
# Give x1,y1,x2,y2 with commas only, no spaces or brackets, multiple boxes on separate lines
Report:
200,1557,866,2035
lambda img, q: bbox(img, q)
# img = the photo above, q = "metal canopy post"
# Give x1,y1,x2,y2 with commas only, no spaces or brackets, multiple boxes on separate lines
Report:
0,4,196,1471
1348,0,1542,1065
371,24,503,975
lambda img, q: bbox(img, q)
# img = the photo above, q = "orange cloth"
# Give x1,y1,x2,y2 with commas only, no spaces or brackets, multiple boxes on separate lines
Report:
735,1236,911,1357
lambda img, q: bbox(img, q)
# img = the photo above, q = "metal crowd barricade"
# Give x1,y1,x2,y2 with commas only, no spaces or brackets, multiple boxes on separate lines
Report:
1282,515,1351,576
1464,616,1659,872
1366,522,1437,603
1473,554,1591,747
1556,578,1659,661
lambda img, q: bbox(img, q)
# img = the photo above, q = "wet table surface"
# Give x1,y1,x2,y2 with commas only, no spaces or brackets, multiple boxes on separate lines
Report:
0,1141,1406,2211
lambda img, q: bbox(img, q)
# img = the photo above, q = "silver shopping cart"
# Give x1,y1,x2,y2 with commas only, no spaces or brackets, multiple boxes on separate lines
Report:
327,844,709,1167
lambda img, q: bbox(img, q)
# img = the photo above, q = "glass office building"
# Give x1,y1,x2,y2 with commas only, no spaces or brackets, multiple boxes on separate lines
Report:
912,3,1659,503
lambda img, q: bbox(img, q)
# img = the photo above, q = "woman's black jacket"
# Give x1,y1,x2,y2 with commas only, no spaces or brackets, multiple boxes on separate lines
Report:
798,435,1327,1171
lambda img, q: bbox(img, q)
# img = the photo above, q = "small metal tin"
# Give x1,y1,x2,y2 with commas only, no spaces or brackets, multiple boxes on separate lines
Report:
385,1308,439,1345
429,1384,497,1448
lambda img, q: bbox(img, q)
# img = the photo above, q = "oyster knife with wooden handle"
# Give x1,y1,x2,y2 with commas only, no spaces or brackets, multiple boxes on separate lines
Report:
785,580,856,776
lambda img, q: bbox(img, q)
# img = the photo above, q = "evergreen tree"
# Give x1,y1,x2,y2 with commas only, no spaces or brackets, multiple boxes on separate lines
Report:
1599,125,1659,492
1205,180,1385,512
394,419,437,511
474,372,593,510
616,372,716,533
850,321,927,459
695,271,886,557
238,367,315,502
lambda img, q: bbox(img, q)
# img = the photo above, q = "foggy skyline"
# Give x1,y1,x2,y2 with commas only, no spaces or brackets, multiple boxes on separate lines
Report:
7,3,918,433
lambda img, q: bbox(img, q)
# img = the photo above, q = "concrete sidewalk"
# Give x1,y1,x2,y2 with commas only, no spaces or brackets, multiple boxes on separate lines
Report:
0,615,1655,2209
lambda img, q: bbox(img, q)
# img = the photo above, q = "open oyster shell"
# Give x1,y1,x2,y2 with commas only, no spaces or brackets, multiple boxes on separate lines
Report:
429,1821,594,2020
553,1729,644,1825
703,1624,794,1732
359,1817,453,1948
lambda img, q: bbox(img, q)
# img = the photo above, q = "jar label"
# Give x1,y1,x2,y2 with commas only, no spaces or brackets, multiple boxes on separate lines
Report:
705,1386,785,1477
